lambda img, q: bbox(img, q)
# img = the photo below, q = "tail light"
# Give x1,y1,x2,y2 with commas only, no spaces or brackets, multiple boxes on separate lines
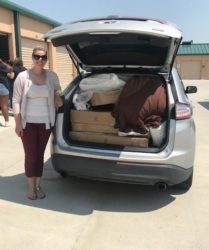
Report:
175,102,192,120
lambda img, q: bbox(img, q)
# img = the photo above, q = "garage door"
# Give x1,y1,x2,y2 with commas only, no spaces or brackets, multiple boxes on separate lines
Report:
205,61,209,79
180,61,201,79
21,38,49,69
56,46,74,90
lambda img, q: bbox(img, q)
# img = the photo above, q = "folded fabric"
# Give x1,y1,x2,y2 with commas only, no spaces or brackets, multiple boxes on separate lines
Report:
112,75,167,134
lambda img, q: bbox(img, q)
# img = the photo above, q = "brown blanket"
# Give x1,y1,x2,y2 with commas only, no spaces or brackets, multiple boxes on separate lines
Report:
112,75,167,134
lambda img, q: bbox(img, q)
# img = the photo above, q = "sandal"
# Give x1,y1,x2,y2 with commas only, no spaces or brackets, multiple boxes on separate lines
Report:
27,189,37,200
35,186,46,199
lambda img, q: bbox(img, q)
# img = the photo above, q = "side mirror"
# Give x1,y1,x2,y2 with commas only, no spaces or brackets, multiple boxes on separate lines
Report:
185,85,197,94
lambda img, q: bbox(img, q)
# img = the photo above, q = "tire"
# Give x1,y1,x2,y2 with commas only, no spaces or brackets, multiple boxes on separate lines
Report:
175,171,193,190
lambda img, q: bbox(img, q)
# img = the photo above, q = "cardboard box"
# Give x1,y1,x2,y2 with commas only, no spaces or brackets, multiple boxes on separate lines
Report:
70,109,115,126
90,89,121,106
71,122,118,134
70,109,117,133
69,131,149,148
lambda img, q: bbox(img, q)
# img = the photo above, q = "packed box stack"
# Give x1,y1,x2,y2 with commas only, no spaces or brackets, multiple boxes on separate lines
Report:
70,109,149,148
70,78,150,148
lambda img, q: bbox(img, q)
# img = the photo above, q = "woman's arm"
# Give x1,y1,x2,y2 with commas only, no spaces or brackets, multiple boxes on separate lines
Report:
14,113,23,137
50,70,63,109
0,58,13,73
54,92,63,109
13,74,24,137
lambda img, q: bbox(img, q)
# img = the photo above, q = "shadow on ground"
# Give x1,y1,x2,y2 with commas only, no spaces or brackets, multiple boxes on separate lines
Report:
0,158,182,215
198,101,209,110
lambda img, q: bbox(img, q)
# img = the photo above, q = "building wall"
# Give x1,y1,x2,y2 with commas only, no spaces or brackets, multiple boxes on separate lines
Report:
0,7,16,59
2,4,208,83
0,6,75,89
175,55,209,80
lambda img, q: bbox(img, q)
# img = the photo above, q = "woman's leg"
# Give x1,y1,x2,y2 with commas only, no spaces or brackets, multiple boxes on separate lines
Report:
21,123,38,177
27,177,36,200
0,95,9,126
21,123,39,199
36,124,51,177
21,123,51,199
35,124,51,198
35,177,45,199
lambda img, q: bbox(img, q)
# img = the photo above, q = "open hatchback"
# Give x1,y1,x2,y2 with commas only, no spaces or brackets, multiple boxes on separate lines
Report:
44,16,197,190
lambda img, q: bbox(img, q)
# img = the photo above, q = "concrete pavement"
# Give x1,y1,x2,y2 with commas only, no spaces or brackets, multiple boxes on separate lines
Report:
0,80,209,250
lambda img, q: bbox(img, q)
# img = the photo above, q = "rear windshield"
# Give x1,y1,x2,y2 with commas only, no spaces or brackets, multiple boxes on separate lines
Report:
52,33,171,66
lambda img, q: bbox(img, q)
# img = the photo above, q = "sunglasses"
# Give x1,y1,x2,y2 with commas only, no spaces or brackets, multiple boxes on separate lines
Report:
32,54,48,61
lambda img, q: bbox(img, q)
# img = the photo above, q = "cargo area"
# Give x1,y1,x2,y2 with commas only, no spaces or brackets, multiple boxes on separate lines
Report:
68,73,168,149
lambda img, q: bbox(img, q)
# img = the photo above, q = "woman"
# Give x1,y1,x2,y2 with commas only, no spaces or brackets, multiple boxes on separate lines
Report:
13,47,63,200
0,58,12,127
7,57,27,108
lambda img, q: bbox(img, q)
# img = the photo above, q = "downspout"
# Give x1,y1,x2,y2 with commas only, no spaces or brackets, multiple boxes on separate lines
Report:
13,11,22,58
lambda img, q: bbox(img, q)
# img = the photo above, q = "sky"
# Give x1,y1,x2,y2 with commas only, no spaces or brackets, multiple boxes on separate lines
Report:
9,0,209,43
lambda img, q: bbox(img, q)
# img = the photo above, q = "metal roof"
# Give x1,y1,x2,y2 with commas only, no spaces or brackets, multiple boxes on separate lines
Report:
0,0,61,27
178,43,209,55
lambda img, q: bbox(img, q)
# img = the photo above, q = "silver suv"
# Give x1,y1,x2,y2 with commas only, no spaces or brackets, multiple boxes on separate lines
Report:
44,16,197,191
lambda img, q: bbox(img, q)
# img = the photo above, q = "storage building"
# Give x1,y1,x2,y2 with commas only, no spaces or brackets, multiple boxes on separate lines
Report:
175,41,209,79
0,0,75,89
1,1,208,82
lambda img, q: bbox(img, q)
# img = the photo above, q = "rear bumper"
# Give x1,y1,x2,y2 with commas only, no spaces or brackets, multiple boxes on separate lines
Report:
51,153,193,186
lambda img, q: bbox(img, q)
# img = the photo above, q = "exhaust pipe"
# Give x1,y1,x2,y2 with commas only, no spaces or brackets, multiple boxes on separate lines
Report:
156,182,168,191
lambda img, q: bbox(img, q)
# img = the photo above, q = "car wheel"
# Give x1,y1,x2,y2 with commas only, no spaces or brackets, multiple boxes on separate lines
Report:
175,170,193,190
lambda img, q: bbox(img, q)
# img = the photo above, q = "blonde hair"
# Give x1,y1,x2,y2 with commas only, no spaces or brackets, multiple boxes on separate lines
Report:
32,46,47,56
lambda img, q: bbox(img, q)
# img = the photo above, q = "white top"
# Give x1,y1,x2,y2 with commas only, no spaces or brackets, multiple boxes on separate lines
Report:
25,84,50,128
13,69,62,129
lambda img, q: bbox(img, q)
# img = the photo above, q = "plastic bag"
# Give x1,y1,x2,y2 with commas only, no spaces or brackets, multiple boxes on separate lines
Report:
79,73,125,92
73,91,93,110
150,122,166,147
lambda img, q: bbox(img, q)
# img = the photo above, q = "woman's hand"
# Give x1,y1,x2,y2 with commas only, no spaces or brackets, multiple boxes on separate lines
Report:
15,123,23,137
54,94,63,110
14,114,23,137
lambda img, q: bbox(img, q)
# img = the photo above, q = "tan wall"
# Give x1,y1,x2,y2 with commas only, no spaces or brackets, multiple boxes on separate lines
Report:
19,15,54,73
0,7,14,32
0,7,16,59
175,55,209,80
205,61,209,79
20,15,53,42
56,46,74,90
0,7,75,88
19,15,75,87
